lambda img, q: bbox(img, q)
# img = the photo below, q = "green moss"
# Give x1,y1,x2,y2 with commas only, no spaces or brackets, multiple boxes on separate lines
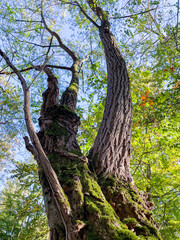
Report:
148,237,160,240
85,198,101,215
69,150,83,157
45,149,161,240
128,187,143,204
134,225,150,236
110,227,139,240
57,188,71,208
45,122,68,138
68,82,78,93
98,175,117,188
43,105,79,123
48,152,60,168
123,218,138,225
138,236,146,240
83,174,105,200
148,226,161,238
87,228,103,240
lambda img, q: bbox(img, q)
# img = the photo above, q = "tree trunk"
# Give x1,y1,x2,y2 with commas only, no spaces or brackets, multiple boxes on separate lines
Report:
0,2,163,236
37,104,161,240
0,4,162,238
88,21,132,182
35,52,161,239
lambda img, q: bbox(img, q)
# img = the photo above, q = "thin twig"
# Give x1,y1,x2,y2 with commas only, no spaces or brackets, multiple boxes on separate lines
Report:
27,53,54,89
0,121,8,124
59,0,99,28
3,18,42,23
41,0,77,62
112,8,157,19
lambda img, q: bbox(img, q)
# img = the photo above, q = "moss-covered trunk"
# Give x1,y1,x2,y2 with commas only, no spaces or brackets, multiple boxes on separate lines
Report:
32,4,162,238
1,2,163,239
36,105,161,240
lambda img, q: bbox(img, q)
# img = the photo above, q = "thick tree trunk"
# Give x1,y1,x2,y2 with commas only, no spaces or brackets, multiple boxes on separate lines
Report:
35,64,161,239
89,21,132,182
0,10,162,239
37,104,161,240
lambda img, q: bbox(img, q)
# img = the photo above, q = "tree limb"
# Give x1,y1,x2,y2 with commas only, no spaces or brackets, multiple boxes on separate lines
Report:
0,64,72,75
112,8,157,19
59,1,99,28
28,53,54,89
74,1,100,28
0,49,74,240
41,1,77,62
86,0,106,21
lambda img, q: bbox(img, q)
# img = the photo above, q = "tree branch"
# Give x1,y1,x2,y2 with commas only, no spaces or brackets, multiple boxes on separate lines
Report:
4,18,42,23
0,64,72,75
9,32,61,48
41,1,77,62
112,8,157,19
0,121,8,124
28,53,54,89
0,49,74,240
142,3,165,38
86,0,106,21
58,1,99,28
74,1,99,28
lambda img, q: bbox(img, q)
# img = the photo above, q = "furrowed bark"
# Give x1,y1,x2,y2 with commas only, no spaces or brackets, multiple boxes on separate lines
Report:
87,2,132,181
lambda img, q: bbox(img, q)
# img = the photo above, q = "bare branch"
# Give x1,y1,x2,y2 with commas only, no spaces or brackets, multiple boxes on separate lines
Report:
3,18,42,23
41,1,77,62
46,64,72,71
0,64,72,75
0,50,28,89
46,36,53,58
74,1,99,28
142,3,165,38
112,8,157,19
58,1,99,28
80,53,91,65
0,121,8,124
0,86,6,93
9,32,61,48
23,136,37,157
0,65,9,74
28,52,54,89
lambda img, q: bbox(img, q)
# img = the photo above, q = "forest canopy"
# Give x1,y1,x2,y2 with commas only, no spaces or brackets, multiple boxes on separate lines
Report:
0,0,180,239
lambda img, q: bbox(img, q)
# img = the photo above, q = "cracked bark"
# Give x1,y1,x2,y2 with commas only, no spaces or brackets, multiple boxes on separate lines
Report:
88,21,132,182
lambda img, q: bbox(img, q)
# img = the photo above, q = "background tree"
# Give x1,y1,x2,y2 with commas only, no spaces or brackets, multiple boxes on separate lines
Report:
0,0,179,239
0,160,49,240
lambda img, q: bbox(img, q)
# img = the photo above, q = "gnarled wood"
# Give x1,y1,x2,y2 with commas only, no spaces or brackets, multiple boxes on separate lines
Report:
41,67,59,115
60,61,79,111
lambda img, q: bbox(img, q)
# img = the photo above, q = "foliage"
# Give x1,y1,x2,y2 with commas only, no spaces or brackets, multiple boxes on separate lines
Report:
0,159,49,240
